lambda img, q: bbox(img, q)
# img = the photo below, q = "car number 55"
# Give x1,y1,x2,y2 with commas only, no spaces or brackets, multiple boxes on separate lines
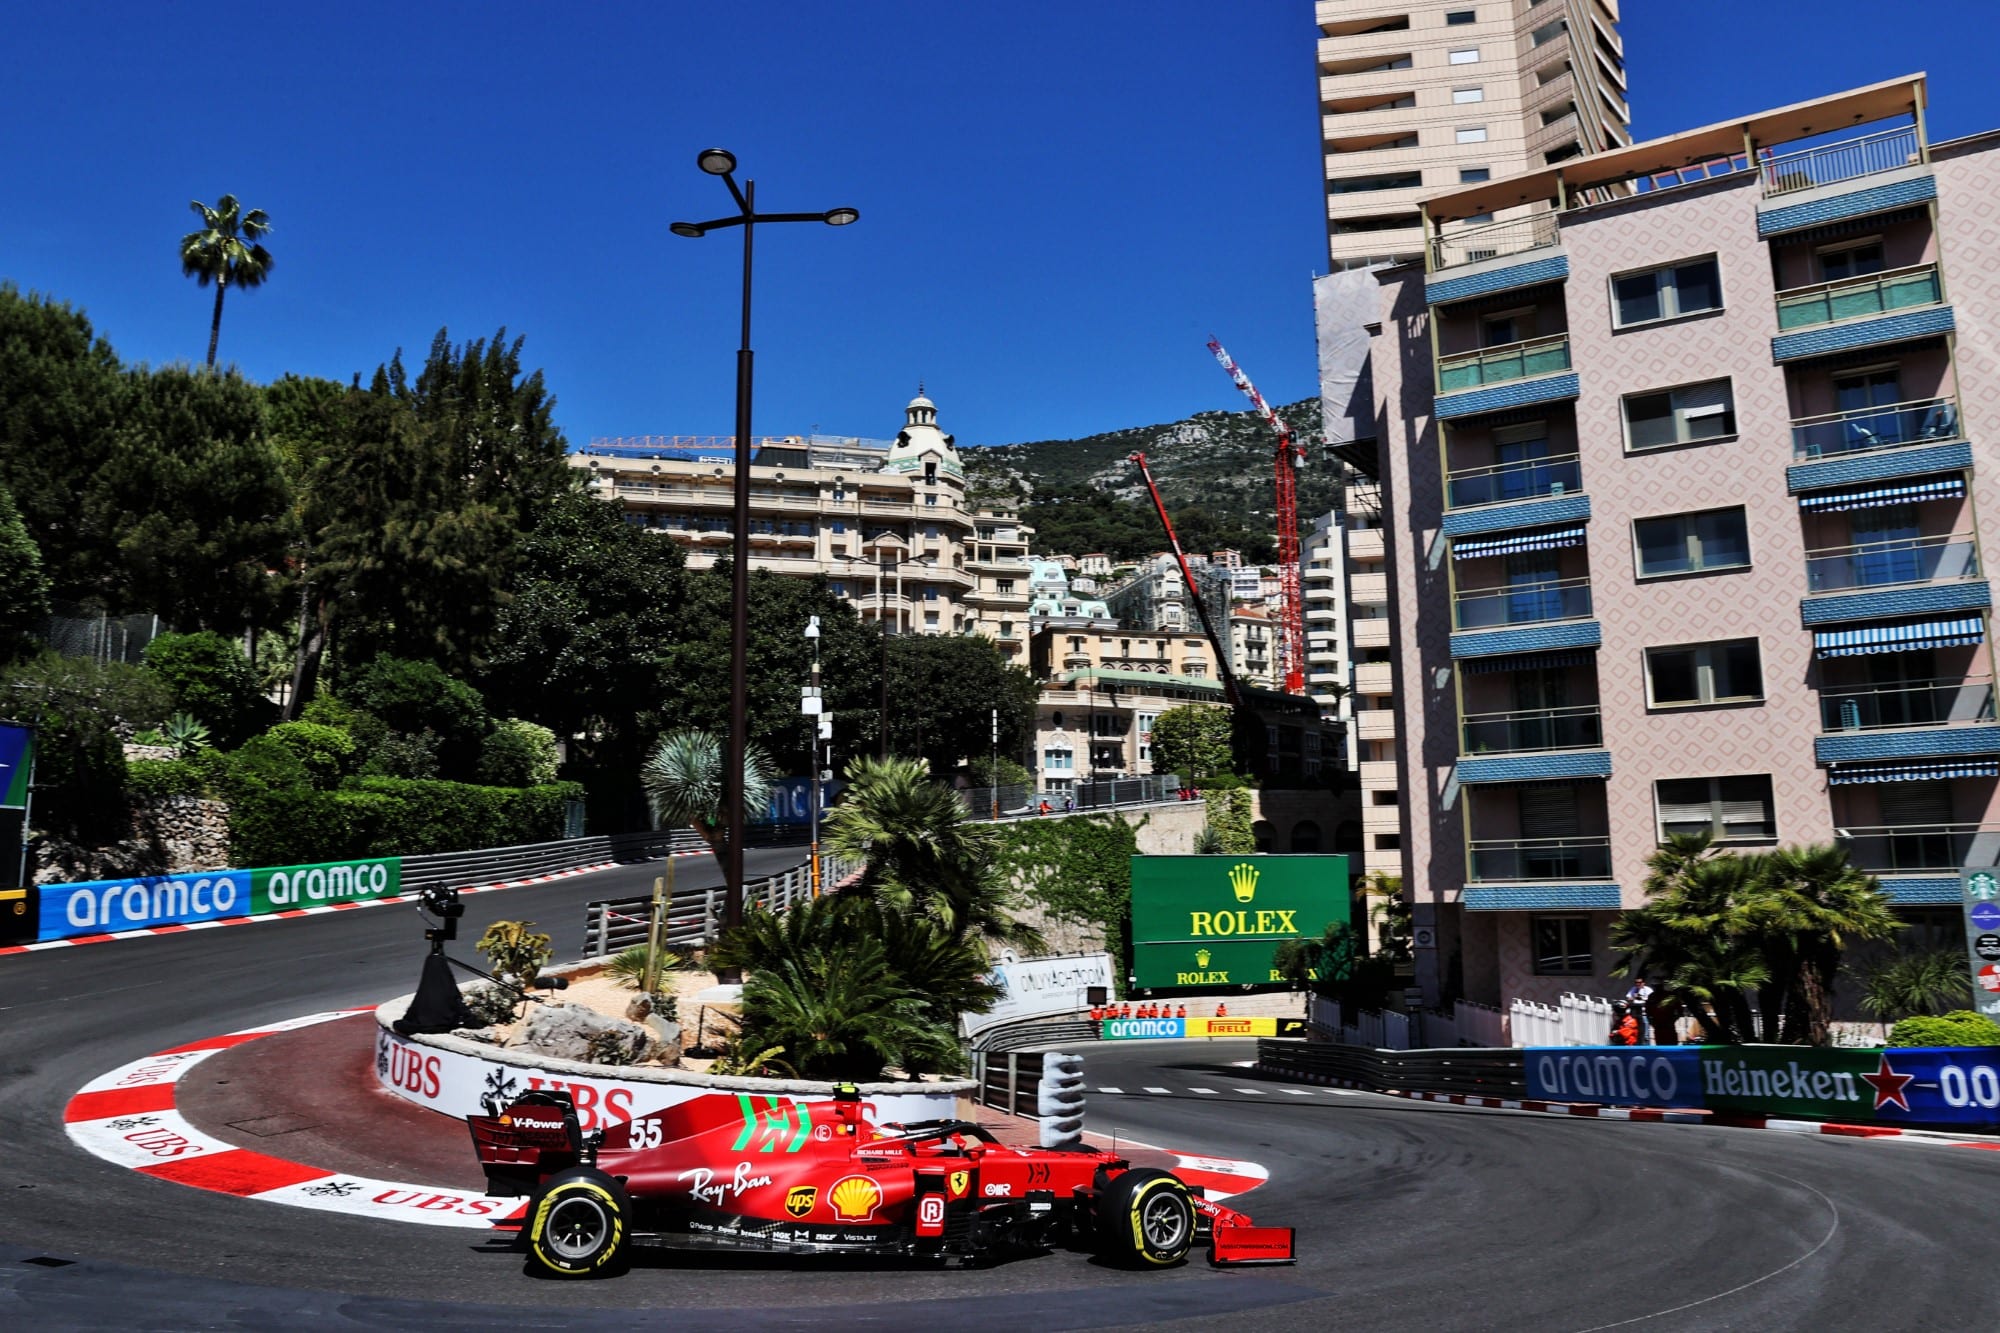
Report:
627,1117,663,1149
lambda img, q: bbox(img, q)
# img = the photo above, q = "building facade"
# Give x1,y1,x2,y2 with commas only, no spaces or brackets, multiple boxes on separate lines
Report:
1369,76,1989,1020
1317,0,1630,272
572,394,1033,658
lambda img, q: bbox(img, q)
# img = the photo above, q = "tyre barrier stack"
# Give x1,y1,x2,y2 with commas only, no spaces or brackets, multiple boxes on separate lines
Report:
1037,1052,1087,1149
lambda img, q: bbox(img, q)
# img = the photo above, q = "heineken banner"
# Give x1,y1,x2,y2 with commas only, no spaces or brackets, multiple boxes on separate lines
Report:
1962,869,2000,1021
0,724,31,810
1528,1044,2000,1127
251,857,402,916
1129,854,1348,990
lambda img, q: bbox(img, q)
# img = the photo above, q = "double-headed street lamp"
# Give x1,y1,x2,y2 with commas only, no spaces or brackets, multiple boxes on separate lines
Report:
672,149,857,935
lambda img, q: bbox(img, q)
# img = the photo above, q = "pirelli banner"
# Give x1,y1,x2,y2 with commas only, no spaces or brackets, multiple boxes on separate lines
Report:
1129,855,1349,990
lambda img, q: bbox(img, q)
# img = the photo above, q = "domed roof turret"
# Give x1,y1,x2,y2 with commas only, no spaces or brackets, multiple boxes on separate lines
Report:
889,382,958,469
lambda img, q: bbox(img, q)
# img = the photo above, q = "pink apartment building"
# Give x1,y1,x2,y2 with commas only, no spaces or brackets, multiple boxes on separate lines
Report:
1365,75,1998,1021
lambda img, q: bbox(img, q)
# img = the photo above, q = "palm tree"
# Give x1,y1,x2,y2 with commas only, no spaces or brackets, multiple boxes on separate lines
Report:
638,728,774,869
179,195,274,368
1860,948,1972,1022
735,926,963,1080
822,755,1041,949
1757,843,1901,1044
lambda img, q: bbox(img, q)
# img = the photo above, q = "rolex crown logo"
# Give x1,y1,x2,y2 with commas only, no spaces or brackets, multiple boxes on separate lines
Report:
1229,862,1259,903
1196,947,1211,968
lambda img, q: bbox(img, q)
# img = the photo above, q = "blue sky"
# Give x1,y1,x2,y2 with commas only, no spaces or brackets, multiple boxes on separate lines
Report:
3,2,1993,448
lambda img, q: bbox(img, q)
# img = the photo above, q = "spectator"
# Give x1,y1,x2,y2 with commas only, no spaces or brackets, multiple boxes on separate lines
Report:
1175,1004,1187,1019
1216,1002,1228,1018
1608,1001,1640,1046
1626,976,1655,1043
1063,795,1075,814
1038,799,1051,817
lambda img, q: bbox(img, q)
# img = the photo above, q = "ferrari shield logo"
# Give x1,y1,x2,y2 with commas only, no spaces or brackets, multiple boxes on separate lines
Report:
784,1185,816,1218
947,1170,970,1199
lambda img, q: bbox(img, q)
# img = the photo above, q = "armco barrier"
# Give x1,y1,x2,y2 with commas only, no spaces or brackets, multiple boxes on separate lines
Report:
17,826,762,945
1256,1039,1528,1099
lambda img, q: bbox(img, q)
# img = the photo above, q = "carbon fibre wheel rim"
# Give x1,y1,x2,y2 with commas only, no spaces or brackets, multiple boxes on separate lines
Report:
1140,1189,1189,1253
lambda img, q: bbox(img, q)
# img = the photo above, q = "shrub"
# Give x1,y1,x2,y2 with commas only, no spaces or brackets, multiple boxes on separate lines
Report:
300,693,359,729
462,984,520,1026
1,653,170,842
261,721,358,789
606,943,686,991
225,784,366,866
365,728,440,780
1888,1010,2000,1048
141,631,269,745
479,718,559,787
125,758,208,801
476,920,552,986
586,1027,652,1066
160,713,211,756
344,655,489,779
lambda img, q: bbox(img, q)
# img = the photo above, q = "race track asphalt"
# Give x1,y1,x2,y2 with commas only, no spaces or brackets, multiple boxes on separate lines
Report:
4,855,1999,1330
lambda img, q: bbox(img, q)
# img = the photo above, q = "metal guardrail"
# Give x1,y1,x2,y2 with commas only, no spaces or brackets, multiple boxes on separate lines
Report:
976,1050,1047,1117
398,828,706,892
1255,1039,1527,1098
580,852,860,957
971,1018,1100,1055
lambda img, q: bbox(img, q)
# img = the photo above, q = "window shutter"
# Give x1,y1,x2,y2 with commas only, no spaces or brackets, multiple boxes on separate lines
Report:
1520,785,1581,838
1879,781,1953,826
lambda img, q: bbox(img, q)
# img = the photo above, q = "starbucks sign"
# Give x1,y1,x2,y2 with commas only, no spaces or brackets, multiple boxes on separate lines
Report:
1129,855,1348,989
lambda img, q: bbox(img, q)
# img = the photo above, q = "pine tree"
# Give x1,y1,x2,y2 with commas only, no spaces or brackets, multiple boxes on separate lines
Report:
0,485,51,663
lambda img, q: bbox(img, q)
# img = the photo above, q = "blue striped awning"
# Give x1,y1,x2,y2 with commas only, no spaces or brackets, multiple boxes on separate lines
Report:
1813,616,1985,657
1451,527,1587,561
1798,475,1966,512
1828,759,2000,784
1461,649,1593,674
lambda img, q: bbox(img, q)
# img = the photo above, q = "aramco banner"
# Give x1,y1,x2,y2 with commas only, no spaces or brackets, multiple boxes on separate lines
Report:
251,857,402,915
1129,855,1349,990
1527,1045,2000,1127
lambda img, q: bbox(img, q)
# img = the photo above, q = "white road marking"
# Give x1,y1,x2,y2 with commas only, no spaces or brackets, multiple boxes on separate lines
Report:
1144,1086,1172,1095
1322,1088,1361,1096
1281,1089,1314,1096
1096,1086,1124,1094
1189,1087,1220,1095
1233,1088,1267,1095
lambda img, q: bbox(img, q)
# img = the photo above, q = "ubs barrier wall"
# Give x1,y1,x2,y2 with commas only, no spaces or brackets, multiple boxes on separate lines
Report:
1527,1044,2000,1128
373,999,970,1129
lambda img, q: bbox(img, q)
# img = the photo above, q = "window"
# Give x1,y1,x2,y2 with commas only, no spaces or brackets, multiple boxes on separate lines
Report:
1446,9,1477,23
1456,126,1488,144
999,620,1014,639
1449,47,1480,64
1531,916,1593,976
1093,714,1120,737
1655,776,1775,843
831,581,847,597
1635,508,1750,578
1372,789,1398,806
1481,307,1530,346
923,584,938,601
1646,639,1764,707
1460,167,1490,183
1330,171,1424,195
832,520,847,534
1623,379,1737,450
997,578,1016,594
924,493,938,507
923,461,937,483
1531,17,1567,45
1043,748,1073,772
1453,86,1485,103
1613,257,1723,327
1820,241,1885,282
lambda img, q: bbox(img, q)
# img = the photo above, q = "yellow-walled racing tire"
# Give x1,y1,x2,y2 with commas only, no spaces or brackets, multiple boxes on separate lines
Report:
526,1168,630,1278
1094,1167,1195,1269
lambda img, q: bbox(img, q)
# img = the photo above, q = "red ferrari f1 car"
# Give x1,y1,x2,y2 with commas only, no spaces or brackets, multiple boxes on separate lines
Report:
470,1084,1294,1277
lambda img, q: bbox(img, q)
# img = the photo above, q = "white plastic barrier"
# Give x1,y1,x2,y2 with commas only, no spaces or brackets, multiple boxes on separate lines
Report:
1509,993,1615,1047
1455,1000,1506,1049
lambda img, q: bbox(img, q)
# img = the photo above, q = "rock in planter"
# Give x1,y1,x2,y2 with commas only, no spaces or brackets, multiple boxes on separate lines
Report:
513,1002,657,1065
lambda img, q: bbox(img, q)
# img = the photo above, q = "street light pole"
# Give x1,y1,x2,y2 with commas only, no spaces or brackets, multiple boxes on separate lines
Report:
671,150,857,936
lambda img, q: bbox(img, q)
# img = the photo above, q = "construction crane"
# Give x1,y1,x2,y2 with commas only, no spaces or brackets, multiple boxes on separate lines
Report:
1205,337,1306,695
1129,451,1244,713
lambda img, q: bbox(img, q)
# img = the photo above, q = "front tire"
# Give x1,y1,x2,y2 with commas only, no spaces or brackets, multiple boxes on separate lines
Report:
1094,1168,1195,1268
526,1168,629,1278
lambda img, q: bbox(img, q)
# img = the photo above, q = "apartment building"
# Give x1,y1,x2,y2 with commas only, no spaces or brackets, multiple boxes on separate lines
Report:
1101,560,1190,633
573,393,1034,659
1025,621,1326,793
1316,0,1629,271
1368,75,1989,1020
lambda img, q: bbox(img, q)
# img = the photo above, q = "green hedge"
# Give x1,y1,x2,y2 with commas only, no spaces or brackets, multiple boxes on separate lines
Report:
1887,1010,2000,1048
124,757,210,801
227,777,584,866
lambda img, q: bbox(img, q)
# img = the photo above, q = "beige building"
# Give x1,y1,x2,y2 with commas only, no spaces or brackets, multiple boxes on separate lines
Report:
1317,0,1630,271
572,393,1033,661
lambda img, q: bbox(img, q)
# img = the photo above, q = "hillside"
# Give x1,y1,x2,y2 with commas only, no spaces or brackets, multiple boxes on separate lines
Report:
962,398,1341,564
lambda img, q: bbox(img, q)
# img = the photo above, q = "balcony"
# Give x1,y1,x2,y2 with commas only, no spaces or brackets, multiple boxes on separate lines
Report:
1816,677,2000,764
1356,709,1396,742
1467,837,1612,883
1445,455,1580,510
1350,572,1389,607
1432,210,1568,278
1438,334,1573,392
1354,661,1394,695
1772,264,1952,362
1461,706,1603,755
1840,823,2000,876
1760,126,1922,199
1358,760,1398,790
1352,619,1392,649
1805,533,1980,596
1453,578,1592,632
1787,396,1968,496
1348,528,1385,562
1777,264,1942,331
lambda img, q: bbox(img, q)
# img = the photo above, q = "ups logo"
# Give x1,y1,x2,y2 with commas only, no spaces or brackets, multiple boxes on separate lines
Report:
785,1185,816,1218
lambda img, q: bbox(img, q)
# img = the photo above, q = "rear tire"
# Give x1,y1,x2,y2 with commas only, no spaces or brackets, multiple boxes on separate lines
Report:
526,1167,630,1278
1094,1168,1195,1268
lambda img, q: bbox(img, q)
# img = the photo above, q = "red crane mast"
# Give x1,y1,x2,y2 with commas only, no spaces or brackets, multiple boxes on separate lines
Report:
1206,338,1306,694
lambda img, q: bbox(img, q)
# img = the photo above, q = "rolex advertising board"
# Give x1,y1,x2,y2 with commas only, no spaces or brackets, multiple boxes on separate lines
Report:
1129,855,1348,990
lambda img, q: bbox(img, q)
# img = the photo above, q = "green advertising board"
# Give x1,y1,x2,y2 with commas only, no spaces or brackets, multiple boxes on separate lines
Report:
250,857,402,916
1696,1046,1880,1119
1130,854,1348,990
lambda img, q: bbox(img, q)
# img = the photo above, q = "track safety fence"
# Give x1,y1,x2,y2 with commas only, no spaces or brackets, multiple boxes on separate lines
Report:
580,852,860,957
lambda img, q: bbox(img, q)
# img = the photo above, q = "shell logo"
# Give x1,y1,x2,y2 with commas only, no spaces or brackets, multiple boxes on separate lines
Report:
829,1174,884,1221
